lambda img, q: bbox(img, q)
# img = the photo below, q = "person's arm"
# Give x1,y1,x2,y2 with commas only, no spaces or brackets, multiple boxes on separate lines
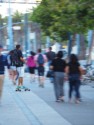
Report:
50,60,54,70
44,55,48,63
79,66,84,76
18,50,26,63
65,66,69,74
20,57,25,63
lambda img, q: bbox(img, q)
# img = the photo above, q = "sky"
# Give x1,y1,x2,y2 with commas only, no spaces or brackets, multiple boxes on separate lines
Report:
0,0,39,17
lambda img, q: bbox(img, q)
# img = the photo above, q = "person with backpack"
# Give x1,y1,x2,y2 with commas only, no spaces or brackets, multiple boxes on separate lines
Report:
0,45,7,104
7,50,17,85
26,51,36,83
35,49,47,87
11,44,25,91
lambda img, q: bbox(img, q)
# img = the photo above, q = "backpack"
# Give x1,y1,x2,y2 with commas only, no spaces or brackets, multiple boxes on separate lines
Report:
37,54,44,65
27,56,36,67
11,49,21,66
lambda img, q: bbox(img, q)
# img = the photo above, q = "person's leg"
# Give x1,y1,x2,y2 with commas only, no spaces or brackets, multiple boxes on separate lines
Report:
59,73,64,101
54,72,61,101
78,80,82,101
74,80,80,103
16,67,24,90
11,66,17,85
12,70,17,85
29,67,35,82
53,82,60,101
68,80,74,102
38,66,45,87
18,77,23,86
0,75,4,102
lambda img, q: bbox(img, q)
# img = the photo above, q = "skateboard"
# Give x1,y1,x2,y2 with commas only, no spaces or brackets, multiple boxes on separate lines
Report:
15,86,21,91
21,86,30,91
15,86,30,91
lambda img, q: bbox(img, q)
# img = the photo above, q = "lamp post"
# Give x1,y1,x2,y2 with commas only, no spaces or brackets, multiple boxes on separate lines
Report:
7,0,13,50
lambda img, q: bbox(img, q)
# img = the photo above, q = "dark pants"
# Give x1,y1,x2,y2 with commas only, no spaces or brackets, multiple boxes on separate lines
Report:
37,66,44,76
69,74,81,99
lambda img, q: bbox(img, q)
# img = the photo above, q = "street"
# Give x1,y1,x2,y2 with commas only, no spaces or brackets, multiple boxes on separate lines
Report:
0,71,94,125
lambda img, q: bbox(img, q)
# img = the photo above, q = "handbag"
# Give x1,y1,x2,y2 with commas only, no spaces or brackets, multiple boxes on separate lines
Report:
46,70,54,78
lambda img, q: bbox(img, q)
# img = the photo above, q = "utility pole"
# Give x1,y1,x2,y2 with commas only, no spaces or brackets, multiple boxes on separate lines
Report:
76,34,80,55
7,0,13,50
67,32,72,58
24,12,28,54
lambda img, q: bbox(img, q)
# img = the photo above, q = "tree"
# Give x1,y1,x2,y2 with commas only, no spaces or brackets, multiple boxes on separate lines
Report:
12,11,23,23
29,0,94,59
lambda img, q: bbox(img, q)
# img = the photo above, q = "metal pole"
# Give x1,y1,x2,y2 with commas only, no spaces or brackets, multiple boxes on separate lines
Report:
76,34,80,55
67,32,72,58
24,13,28,55
46,36,50,48
27,27,30,51
87,30,93,48
7,0,13,50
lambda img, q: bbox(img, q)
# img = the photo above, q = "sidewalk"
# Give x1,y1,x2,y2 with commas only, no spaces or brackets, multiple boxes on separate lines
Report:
0,72,94,125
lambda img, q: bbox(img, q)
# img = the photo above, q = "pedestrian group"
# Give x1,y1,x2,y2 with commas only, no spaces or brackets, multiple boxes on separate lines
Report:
0,44,84,105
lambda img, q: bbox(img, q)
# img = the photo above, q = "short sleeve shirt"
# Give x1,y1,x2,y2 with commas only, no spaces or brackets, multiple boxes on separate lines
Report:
17,50,24,67
51,58,66,72
67,62,80,75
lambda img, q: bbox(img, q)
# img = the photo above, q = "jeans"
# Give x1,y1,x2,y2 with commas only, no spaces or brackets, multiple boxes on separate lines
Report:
54,72,64,100
69,74,81,99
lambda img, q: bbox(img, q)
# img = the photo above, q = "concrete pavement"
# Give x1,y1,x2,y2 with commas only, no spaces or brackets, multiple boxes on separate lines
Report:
0,72,94,125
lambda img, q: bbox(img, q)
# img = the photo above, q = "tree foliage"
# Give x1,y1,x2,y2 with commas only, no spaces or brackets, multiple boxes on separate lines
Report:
29,0,94,40
12,11,23,23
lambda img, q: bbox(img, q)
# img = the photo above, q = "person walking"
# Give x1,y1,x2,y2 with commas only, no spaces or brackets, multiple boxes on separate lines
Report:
65,54,83,104
26,51,36,83
0,45,7,104
46,47,56,83
7,50,17,85
50,51,66,102
35,49,47,87
46,47,56,66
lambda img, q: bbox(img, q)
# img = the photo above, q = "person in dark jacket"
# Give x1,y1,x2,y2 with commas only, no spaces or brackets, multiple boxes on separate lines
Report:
65,54,83,104
46,47,56,83
0,45,7,104
50,51,66,102
46,47,56,66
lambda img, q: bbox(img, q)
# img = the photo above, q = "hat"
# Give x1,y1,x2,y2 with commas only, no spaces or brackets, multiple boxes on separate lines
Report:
0,45,3,49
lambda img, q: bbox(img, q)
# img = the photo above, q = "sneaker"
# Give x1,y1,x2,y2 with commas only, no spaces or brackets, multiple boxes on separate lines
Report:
15,86,21,91
75,100,80,104
56,99,61,102
59,97,64,102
